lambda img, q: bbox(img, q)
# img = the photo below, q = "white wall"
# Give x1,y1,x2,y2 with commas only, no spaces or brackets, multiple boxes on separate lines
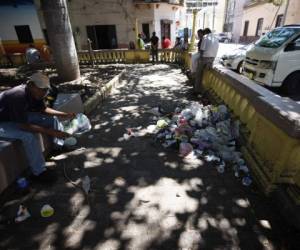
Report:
232,0,245,42
136,5,155,40
186,0,226,34
66,0,137,49
241,3,286,37
0,4,44,41
34,0,185,49
154,4,184,45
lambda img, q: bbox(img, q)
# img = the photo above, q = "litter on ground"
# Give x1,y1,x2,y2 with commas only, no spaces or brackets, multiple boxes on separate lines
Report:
143,102,253,186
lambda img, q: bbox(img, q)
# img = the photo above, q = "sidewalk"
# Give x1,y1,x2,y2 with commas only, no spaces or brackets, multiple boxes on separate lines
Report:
0,64,295,250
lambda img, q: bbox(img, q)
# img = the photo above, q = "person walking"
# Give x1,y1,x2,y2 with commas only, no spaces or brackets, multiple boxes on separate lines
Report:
150,32,159,62
194,28,219,94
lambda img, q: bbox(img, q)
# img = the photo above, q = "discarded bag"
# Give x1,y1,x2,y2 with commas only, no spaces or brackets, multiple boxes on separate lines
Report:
63,113,92,135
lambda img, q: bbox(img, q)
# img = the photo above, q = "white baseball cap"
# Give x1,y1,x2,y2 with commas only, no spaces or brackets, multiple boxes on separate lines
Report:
30,72,50,89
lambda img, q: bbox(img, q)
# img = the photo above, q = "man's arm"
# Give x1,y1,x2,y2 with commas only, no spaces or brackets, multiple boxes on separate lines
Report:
199,50,204,58
200,37,207,58
20,123,70,139
43,107,76,120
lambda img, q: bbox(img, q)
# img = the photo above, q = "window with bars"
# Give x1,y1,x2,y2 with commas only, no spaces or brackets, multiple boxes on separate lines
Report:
14,25,33,44
275,14,283,28
256,18,264,37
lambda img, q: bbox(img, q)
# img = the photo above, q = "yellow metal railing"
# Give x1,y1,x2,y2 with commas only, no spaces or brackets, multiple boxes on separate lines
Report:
0,49,188,67
0,53,26,67
77,49,186,65
202,66,300,204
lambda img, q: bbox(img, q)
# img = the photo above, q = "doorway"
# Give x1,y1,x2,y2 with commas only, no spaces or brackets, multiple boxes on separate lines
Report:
161,21,171,39
142,23,150,42
86,25,117,50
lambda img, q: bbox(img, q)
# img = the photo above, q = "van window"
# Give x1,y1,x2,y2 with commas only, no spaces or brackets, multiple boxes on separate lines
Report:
255,27,300,48
293,36,300,50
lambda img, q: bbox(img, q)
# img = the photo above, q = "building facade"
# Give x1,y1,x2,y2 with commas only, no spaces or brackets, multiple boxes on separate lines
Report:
35,0,185,50
0,0,45,53
240,0,300,43
0,0,185,53
185,0,226,34
223,0,245,42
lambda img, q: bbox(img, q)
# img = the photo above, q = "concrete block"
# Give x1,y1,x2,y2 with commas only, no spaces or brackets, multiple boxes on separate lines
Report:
0,139,27,194
53,93,84,114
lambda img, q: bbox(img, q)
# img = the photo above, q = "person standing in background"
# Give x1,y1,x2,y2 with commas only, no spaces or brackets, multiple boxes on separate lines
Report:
191,29,204,77
173,37,182,50
162,36,171,49
136,34,145,50
25,44,40,64
194,28,219,94
150,32,159,62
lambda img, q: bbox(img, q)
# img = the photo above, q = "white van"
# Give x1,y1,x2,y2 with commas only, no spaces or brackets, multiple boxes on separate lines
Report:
243,25,300,95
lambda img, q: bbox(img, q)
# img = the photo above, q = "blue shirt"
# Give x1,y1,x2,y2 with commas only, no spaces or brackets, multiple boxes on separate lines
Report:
0,85,46,123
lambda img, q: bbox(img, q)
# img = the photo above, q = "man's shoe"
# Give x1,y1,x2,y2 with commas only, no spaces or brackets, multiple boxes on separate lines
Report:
32,169,57,183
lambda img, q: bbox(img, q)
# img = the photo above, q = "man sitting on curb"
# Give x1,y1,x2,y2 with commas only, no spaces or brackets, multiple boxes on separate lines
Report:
0,72,75,182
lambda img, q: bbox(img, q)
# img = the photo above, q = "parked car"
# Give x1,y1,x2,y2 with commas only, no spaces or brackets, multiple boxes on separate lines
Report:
215,33,231,43
220,44,253,74
243,25,300,94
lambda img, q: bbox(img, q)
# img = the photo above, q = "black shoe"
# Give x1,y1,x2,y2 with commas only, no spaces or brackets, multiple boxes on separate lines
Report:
31,169,57,183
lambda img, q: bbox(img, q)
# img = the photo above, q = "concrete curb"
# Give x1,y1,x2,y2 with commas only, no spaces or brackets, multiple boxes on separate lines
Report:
83,68,126,114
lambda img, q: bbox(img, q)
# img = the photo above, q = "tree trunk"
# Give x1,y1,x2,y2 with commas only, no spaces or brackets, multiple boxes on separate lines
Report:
41,0,80,82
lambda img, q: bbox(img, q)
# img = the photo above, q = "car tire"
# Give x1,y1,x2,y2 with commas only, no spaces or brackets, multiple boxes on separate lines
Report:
237,61,244,74
282,72,300,96
224,39,229,43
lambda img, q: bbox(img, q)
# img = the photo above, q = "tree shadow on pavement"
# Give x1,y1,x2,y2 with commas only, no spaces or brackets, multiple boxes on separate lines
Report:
0,64,297,250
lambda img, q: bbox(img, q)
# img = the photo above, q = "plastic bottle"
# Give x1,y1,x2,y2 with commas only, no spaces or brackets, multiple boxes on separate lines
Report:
233,165,239,177
16,177,30,194
82,175,91,194
217,161,225,173
242,176,252,186
15,205,31,223
17,177,28,190
40,204,54,218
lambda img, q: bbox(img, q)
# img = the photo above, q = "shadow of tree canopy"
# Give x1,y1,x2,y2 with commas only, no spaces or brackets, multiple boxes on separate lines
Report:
0,64,298,250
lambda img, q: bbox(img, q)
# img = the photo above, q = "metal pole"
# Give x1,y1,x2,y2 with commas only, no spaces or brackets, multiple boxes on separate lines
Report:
282,0,290,25
135,18,139,39
212,3,215,32
188,9,198,52
87,39,94,67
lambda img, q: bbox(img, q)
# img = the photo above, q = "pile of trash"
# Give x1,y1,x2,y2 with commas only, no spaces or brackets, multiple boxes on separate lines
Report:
147,102,253,186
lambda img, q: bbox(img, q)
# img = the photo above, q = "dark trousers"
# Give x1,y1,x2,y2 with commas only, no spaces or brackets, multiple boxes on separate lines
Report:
151,48,158,62
194,57,214,94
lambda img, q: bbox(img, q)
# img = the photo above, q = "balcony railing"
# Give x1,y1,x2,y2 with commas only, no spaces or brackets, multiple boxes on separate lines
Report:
244,0,268,8
133,0,184,6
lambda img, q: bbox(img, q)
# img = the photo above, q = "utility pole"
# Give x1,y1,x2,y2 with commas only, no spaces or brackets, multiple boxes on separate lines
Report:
282,0,290,25
188,9,198,52
41,0,80,82
212,3,216,32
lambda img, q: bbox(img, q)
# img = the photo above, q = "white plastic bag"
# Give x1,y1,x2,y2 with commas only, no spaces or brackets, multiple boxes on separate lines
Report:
64,113,92,135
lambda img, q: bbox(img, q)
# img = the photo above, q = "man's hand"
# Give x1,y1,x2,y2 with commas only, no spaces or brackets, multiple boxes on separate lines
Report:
20,123,71,139
44,107,76,120
63,112,76,120
50,130,71,139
